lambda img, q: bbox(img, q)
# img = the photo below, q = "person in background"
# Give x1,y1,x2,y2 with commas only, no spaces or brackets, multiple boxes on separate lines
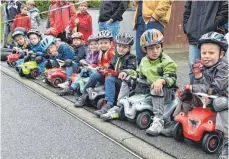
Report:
26,0,41,30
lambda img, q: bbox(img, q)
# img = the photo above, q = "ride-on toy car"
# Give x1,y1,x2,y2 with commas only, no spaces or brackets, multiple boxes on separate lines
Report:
173,92,221,154
116,78,178,129
45,59,80,88
7,50,20,67
85,68,119,109
18,61,39,79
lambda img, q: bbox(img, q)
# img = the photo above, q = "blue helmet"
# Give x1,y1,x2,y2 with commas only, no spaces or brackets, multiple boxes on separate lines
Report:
40,36,56,52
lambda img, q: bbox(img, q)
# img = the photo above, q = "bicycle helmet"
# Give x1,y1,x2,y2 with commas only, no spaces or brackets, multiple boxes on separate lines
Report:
198,32,228,52
27,29,42,38
140,29,164,48
44,27,58,37
14,27,27,34
40,35,56,52
115,33,134,46
71,32,84,40
97,30,113,40
87,34,98,44
12,30,25,39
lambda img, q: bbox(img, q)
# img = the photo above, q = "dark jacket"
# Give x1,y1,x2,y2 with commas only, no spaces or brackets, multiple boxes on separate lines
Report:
52,42,74,61
5,0,21,22
193,57,228,97
183,1,228,44
98,1,128,22
109,52,137,73
72,45,86,63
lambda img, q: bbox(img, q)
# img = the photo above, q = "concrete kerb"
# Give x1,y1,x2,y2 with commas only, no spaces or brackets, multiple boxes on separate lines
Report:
1,65,175,159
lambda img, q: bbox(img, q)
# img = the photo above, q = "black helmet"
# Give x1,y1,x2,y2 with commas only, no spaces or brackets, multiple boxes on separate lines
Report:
12,30,25,39
198,32,228,52
97,30,113,40
27,29,42,38
115,33,134,46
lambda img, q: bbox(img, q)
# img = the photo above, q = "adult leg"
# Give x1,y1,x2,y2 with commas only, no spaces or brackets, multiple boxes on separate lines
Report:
146,21,164,34
136,24,146,64
188,44,200,84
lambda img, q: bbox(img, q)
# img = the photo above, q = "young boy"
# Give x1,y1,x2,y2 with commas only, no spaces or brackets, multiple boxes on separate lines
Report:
58,34,99,96
12,4,32,32
26,0,41,30
102,29,177,136
173,32,228,159
58,32,86,88
69,0,92,45
74,30,115,107
94,32,137,116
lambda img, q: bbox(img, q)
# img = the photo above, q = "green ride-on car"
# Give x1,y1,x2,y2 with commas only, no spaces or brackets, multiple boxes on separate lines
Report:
18,61,40,79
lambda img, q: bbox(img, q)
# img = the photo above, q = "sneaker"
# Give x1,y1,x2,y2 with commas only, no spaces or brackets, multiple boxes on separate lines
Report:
36,73,46,80
58,86,74,96
100,106,120,121
219,138,228,159
160,121,176,137
146,117,164,136
74,93,87,107
94,103,113,117
58,81,70,89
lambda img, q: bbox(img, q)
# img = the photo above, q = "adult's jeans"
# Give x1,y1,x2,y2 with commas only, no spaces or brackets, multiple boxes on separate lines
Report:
99,21,120,38
188,44,200,84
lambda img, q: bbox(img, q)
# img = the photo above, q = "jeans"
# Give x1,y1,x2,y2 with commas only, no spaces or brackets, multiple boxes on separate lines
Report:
3,23,12,46
105,75,122,105
37,58,47,73
136,21,164,64
99,21,120,38
66,62,80,81
82,70,105,93
188,44,200,84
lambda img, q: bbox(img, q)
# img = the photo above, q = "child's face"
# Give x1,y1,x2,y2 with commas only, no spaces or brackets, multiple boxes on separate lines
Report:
98,39,111,52
72,38,83,47
48,44,58,56
21,7,28,14
27,4,33,10
200,43,224,67
146,44,162,60
15,35,26,46
116,44,130,56
79,3,87,13
29,34,40,46
88,41,99,53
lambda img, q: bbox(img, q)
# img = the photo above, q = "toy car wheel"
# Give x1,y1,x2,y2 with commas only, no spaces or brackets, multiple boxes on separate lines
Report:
19,69,25,77
96,98,106,110
51,77,63,88
10,60,17,67
31,69,39,79
202,132,221,154
44,78,50,84
119,104,126,121
83,94,92,107
136,111,151,129
173,122,185,142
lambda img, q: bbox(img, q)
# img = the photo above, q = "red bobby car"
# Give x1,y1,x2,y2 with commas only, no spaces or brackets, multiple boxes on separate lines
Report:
45,67,79,88
7,51,20,67
173,92,221,154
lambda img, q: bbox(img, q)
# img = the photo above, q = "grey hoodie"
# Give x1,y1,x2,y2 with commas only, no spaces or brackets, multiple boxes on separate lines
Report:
28,7,40,29
193,56,228,96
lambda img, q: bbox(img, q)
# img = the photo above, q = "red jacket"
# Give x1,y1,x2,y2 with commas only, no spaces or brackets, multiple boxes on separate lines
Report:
97,46,115,69
69,12,92,44
11,13,32,32
49,2,76,34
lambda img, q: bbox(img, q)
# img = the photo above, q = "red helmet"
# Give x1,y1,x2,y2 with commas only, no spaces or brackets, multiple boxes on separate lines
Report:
44,27,58,37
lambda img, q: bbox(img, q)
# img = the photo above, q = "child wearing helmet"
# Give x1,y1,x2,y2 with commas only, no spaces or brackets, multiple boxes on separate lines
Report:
94,32,137,117
58,34,100,96
75,30,115,107
57,32,87,88
173,32,228,158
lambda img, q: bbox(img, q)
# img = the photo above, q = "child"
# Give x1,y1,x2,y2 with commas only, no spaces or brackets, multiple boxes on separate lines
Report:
40,35,74,68
74,30,115,107
58,34,99,96
69,0,92,45
94,32,137,116
173,32,228,159
102,29,178,136
12,4,32,32
26,0,41,30
58,32,86,88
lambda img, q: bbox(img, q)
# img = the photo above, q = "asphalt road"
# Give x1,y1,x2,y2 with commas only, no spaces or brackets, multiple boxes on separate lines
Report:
1,73,139,159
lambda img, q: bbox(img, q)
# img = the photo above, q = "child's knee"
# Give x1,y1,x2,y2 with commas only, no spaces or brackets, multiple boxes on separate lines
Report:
213,97,228,112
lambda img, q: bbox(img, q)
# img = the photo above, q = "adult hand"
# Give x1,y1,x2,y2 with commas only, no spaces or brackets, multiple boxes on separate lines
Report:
151,79,165,95
118,72,127,80
106,19,113,25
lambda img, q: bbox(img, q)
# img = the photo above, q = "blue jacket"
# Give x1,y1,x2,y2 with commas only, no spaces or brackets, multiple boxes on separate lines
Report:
53,42,74,61
72,45,86,62
31,41,44,56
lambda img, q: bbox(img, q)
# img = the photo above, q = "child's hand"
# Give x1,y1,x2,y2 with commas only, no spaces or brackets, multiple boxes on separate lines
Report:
118,72,127,80
178,84,193,102
192,59,203,78
151,79,165,95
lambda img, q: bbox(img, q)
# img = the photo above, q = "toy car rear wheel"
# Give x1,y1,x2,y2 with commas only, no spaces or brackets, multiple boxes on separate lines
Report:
136,111,151,129
19,69,25,77
173,122,185,142
96,98,106,110
31,69,39,79
51,77,63,88
45,78,50,84
83,94,92,107
202,132,221,154
10,60,17,67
